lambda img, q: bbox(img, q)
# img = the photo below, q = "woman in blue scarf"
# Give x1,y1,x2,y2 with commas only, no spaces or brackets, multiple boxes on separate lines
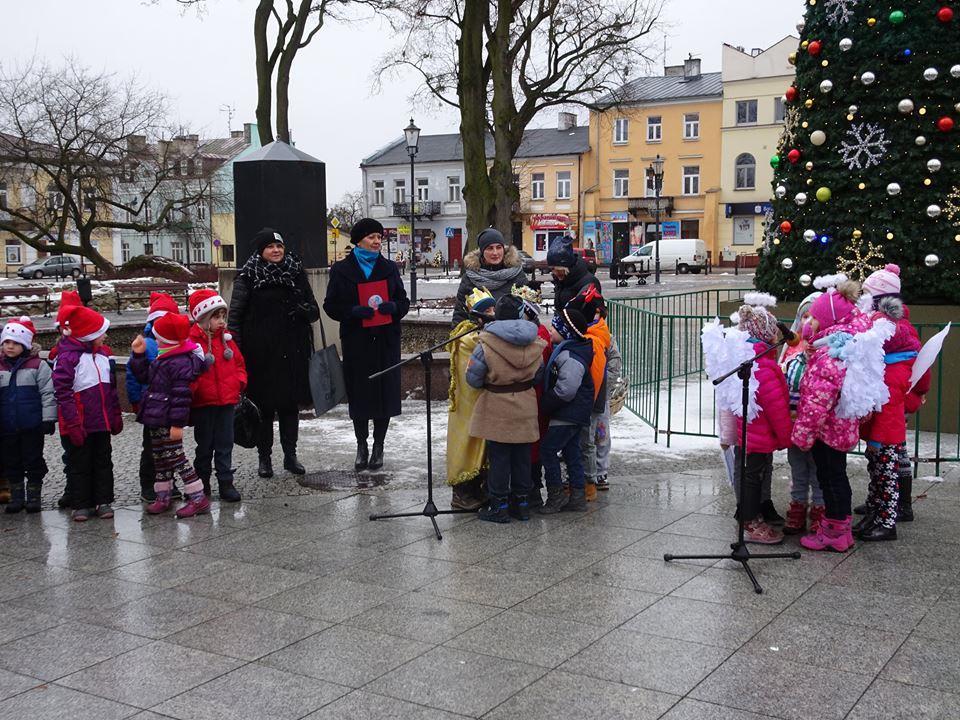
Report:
323,218,410,471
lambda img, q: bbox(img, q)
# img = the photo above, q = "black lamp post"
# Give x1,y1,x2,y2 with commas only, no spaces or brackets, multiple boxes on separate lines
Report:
648,154,665,284
404,118,421,303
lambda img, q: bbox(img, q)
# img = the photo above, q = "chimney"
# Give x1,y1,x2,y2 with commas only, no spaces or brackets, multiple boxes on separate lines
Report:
231,130,244,139
558,112,577,130
126,135,147,152
750,47,763,57
243,123,254,144
664,64,684,77
683,55,702,80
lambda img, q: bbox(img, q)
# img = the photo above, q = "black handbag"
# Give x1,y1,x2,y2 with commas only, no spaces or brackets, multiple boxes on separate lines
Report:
233,395,262,448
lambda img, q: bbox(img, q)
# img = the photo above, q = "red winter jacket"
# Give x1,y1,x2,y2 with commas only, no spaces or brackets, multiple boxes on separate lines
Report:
860,358,914,446
736,341,793,454
189,324,247,408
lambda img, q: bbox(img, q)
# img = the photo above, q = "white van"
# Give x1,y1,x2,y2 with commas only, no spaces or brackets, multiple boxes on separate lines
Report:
620,238,708,274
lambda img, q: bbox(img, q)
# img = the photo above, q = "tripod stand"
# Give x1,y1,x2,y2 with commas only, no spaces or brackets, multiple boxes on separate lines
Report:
664,338,800,594
368,324,480,540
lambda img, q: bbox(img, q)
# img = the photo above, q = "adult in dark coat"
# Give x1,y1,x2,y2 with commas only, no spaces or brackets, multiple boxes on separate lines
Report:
452,228,528,326
323,218,410,471
228,228,320,479
547,235,602,312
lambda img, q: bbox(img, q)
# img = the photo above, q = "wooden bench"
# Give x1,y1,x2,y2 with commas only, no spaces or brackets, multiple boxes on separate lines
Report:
115,282,188,315
0,286,51,317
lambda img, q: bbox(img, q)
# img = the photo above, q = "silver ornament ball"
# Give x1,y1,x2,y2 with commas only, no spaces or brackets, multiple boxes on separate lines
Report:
886,182,902,196
781,257,794,270
860,71,876,85
927,158,942,173
898,98,915,114
839,37,853,51
799,273,813,287
803,229,816,242
927,204,942,218
925,253,940,267
819,79,834,93
916,135,927,146
795,192,808,206
924,67,939,81
810,130,827,146
775,185,787,199
848,104,858,115
796,20,805,33
951,64,960,78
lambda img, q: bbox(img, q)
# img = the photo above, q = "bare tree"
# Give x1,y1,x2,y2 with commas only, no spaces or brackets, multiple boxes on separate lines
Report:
327,190,366,230
382,0,661,247
0,60,218,274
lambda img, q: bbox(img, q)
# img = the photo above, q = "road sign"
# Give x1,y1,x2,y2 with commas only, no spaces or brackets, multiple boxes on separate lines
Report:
331,228,340,239
331,217,341,229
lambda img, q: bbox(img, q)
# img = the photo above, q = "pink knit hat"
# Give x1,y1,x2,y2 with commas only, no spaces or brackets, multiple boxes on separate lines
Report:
809,274,856,330
862,264,901,297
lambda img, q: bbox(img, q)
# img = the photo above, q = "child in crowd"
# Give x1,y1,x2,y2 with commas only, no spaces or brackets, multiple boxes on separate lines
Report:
130,312,208,518
595,332,621,492
0,317,56,513
188,289,246,502
126,292,181,503
539,307,594,514
53,305,123,521
731,301,792,544
50,290,82,509
466,294,546,522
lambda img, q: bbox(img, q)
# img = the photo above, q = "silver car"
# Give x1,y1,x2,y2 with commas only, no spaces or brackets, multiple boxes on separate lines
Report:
18,255,84,279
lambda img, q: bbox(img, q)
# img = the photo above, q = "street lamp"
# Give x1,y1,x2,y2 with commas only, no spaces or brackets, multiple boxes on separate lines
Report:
648,154,665,284
404,118,421,302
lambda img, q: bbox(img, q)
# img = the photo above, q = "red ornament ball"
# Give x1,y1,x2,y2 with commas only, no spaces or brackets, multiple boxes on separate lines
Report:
937,6,954,22
807,40,822,56
780,221,793,234
788,149,802,164
785,86,798,102
937,116,955,132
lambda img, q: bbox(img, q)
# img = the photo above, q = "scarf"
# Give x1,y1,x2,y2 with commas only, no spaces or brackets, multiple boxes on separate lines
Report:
238,252,303,290
466,263,526,294
585,318,611,401
353,247,379,280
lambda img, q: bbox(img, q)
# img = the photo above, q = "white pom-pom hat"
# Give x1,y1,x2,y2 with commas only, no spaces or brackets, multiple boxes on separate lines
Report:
1,316,36,348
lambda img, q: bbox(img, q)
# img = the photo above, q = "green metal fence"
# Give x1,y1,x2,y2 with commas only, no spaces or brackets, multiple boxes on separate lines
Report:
608,289,960,474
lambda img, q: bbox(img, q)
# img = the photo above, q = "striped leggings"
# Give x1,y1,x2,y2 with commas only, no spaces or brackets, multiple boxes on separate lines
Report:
150,428,203,498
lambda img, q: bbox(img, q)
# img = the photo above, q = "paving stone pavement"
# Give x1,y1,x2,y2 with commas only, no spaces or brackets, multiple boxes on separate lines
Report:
0,440,957,718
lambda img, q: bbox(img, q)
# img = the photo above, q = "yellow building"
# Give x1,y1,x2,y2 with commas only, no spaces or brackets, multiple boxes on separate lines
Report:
582,58,723,262
718,38,797,259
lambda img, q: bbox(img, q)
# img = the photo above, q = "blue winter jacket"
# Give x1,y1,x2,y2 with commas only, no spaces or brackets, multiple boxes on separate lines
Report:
0,351,57,434
125,322,159,405
542,338,594,426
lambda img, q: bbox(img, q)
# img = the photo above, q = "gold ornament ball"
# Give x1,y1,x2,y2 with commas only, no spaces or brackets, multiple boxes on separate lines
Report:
773,238,781,245
853,229,863,239
955,234,960,242
886,232,894,240
802,121,810,128
805,99,814,109
867,17,877,26
801,40,809,50
919,107,927,115
847,114,854,121
807,179,814,185
788,52,797,66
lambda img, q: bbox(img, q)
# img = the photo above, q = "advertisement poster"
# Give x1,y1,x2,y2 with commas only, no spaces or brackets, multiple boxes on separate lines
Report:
630,224,644,255
662,221,681,239
598,222,613,264
582,221,597,252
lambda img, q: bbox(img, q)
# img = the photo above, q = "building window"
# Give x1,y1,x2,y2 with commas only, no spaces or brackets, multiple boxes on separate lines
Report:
373,180,385,206
45,183,64,212
0,181,7,209
614,118,629,144
681,219,700,239
647,116,662,142
221,244,235,263
121,241,131,263
144,242,154,256
196,203,206,221
393,179,406,204
447,176,461,202
556,171,572,200
5,241,21,265
170,240,185,263
682,165,700,196
179,158,189,176
645,173,656,197
531,173,545,200
736,99,758,125
735,153,756,190
192,242,206,264
774,97,786,123
416,177,429,201
683,113,700,140
613,169,630,198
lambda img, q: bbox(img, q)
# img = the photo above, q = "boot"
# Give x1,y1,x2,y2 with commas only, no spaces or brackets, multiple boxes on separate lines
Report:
4,484,25,514
176,494,211,519
57,492,72,509
146,492,172,515
853,512,876,536
800,517,855,553
508,495,530,521
279,414,303,474
258,454,274,479
853,502,869,515
563,486,588,512
538,484,569,514
451,478,485,511
808,504,826,535
478,496,510,524
744,517,784,544
897,473,914,522
585,482,597,502
354,440,369,471
783,500,807,535
861,522,897,542
25,483,42,514
283,453,306,475
596,474,609,491
760,499,785,526
218,481,242,503
368,441,384,471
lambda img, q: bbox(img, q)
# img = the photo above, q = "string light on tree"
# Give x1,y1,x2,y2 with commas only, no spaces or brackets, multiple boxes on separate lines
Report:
837,234,885,280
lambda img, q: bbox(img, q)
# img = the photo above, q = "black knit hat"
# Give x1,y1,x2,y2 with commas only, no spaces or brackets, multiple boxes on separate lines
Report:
351,218,385,245
494,294,524,321
477,228,506,252
552,307,589,340
546,235,577,268
254,228,284,256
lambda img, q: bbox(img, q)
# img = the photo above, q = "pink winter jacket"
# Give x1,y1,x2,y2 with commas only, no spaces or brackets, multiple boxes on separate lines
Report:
736,342,793,454
792,311,875,452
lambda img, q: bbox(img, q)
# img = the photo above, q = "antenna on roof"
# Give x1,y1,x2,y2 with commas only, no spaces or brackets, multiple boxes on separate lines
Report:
219,104,235,136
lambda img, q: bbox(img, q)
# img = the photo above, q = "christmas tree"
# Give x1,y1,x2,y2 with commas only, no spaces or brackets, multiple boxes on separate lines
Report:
756,0,960,303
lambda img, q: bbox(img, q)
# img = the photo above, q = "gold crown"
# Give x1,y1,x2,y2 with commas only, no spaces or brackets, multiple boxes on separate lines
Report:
466,287,495,310
510,284,542,304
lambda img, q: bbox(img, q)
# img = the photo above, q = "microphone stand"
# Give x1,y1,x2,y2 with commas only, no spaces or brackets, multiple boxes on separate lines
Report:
367,322,483,540
664,336,801,594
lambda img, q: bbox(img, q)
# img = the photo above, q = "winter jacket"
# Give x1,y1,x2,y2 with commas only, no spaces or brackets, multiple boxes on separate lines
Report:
189,324,247,408
553,258,602,313
736,341,792,454
52,337,123,438
125,324,159,405
542,338,594,426
860,353,916,446
465,319,546,443
791,311,875,452
129,343,206,428
453,246,528,325
585,319,611,410
531,323,554,464
0,351,56,434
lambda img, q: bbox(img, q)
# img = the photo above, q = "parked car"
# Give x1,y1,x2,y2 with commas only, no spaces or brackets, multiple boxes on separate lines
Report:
620,239,707,275
18,255,84,279
574,247,598,273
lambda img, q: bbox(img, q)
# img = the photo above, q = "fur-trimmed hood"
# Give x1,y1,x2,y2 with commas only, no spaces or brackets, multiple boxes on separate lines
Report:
463,245,522,271
875,295,906,321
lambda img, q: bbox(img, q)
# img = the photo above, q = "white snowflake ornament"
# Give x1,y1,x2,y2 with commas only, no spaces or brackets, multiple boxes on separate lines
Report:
824,0,861,26
839,123,891,171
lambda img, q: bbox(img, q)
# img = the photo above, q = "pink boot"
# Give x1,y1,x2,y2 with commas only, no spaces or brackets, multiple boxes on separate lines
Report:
146,495,172,515
808,505,826,535
800,517,855,552
175,495,211,519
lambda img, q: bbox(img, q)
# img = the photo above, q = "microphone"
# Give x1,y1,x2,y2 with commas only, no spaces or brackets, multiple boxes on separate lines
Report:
777,322,801,347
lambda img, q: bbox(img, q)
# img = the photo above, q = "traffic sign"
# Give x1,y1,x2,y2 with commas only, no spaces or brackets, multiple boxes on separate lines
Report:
331,228,340,239
331,217,341,229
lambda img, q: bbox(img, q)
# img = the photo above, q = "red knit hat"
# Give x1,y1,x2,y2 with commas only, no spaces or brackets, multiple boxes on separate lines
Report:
148,292,180,323
56,290,83,327
188,289,227,321
1,316,36,348
61,305,109,342
152,313,191,346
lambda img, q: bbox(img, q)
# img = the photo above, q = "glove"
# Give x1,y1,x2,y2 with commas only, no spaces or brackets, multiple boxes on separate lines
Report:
351,305,375,320
377,301,398,316
169,426,183,442
67,423,86,447
42,421,55,436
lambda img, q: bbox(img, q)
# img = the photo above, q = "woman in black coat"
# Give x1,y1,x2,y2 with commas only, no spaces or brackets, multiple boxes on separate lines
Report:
323,218,410,471
228,228,320,479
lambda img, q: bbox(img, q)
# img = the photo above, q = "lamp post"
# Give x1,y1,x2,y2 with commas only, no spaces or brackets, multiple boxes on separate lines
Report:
404,118,421,303
648,154,665,284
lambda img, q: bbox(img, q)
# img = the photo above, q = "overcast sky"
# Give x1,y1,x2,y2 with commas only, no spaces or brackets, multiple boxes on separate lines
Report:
3,0,800,202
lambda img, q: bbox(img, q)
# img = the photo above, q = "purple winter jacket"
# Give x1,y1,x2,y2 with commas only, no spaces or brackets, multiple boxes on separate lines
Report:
129,342,206,429
52,337,123,436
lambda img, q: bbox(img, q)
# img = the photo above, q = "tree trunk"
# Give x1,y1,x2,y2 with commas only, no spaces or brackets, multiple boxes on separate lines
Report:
458,0,494,253
80,230,114,275
254,0,275,146
488,0,521,246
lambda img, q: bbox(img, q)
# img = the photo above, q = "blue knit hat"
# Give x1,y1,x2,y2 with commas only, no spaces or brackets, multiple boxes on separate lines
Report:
546,235,577,268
